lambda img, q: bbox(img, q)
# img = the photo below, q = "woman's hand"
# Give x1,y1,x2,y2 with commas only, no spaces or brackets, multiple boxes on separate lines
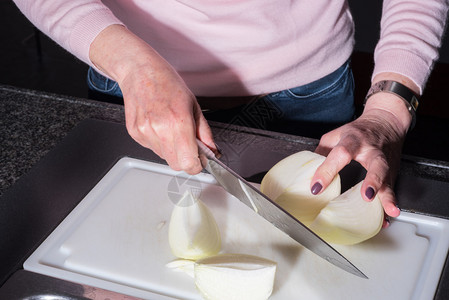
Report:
310,73,418,227
90,25,216,174
120,60,214,175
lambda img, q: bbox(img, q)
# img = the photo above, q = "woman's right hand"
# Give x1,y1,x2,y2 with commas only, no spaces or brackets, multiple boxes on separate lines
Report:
90,25,217,174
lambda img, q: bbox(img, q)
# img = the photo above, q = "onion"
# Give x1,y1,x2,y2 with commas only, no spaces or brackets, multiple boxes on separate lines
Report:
261,151,383,244
261,151,341,226
194,253,276,300
168,193,277,299
168,190,221,259
166,259,195,278
309,181,383,245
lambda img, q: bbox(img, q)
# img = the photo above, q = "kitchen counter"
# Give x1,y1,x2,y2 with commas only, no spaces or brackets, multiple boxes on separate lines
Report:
1,84,449,299
0,85,125,197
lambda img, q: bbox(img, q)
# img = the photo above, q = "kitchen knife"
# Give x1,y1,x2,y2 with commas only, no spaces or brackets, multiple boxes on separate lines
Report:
197,140,368,279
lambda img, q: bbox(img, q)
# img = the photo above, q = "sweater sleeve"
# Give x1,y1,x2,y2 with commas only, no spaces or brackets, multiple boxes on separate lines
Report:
373,0,449,94
13,0,123,66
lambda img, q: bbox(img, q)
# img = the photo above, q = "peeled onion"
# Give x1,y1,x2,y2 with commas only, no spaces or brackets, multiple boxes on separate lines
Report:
261,151,383,244
309,181,383,245
194,253,276,300
168,190,221,259
261,151,341,226
167,193,277,299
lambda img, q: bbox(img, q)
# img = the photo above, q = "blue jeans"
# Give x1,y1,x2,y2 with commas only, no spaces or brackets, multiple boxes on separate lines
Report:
204,60,355,138
87,67,123,98
264,60,355,124
87,60,355,138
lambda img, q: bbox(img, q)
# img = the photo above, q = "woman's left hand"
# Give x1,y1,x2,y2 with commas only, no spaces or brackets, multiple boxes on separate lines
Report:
310,74,418,228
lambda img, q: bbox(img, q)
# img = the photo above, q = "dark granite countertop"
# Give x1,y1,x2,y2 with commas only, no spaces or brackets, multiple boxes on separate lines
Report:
0,85,126,197
1,84,449,299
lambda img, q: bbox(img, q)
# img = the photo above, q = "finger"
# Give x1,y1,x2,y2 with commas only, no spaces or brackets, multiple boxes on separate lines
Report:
382,214,391,229
128,104,182,171
174,139,202,175
160,132,200,174
124,103,165,158
311,144,354,194
361,152,389,202
194,103,218,156
172,112,203,175
377,186,400,218
314,129,342,156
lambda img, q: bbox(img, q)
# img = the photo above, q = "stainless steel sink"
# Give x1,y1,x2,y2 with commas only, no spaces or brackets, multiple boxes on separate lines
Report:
0,270,141,300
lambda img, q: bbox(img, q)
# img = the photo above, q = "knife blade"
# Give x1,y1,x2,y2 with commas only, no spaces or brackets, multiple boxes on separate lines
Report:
197,140,367,279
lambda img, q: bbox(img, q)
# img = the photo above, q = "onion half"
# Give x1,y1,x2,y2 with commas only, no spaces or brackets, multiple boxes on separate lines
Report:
261,151,384,244
261,151,341,226
168,190,221,259
309,181,383,245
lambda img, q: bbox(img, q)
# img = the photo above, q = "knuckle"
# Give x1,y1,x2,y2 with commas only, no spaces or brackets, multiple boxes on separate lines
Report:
319,131,332,142
375,154,389,169
332,144,352,159
179,156,201,175
328,145,353,168
165,154,181,171
368,172,383,188
126,122,145,145
321,168,337,183
372,154,389,176
366,161,389,189
125,120,138,138
315,162,338,186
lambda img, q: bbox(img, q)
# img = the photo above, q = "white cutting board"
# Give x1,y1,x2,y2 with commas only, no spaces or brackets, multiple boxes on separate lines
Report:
24,157,449,300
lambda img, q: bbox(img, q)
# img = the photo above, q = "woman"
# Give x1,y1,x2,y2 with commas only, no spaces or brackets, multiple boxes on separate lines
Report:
13,0,449,225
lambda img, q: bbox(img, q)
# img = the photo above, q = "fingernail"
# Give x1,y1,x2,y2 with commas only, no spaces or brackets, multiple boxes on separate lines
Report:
311,182,322,195
365,187,375,200
214,143,223,158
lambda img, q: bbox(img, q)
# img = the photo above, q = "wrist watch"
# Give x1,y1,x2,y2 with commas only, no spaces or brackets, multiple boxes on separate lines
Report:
364,80,419,129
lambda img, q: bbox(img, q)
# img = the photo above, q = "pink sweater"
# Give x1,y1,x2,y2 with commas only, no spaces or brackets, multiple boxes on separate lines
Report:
13,0,448,96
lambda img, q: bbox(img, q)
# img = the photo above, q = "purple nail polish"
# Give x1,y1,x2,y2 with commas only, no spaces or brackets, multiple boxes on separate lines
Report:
311,182,322,195
365,187,375,200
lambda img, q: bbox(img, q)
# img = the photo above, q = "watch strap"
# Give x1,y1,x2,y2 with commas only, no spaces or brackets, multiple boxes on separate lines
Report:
365,80,419,129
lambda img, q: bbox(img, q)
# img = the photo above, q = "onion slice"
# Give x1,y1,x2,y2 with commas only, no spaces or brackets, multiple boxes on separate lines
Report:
166,259,195,278
194,253,277,300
